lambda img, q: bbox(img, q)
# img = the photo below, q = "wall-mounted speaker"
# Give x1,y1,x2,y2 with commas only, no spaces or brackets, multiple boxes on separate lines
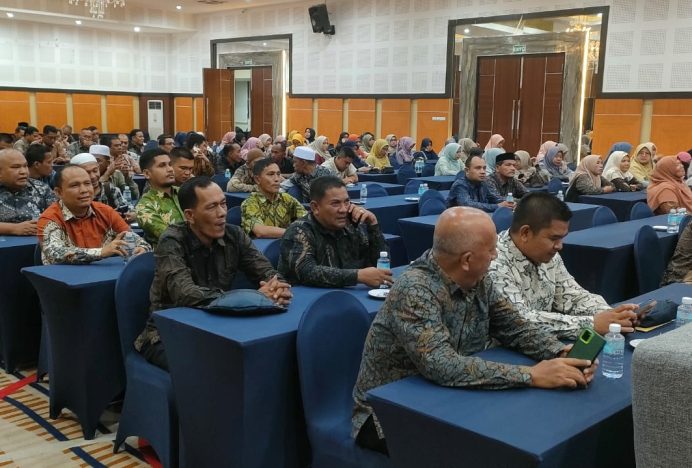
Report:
308,4,335,35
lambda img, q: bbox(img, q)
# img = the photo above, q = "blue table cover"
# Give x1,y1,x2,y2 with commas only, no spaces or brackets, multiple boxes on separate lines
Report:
412,175,456,191
133,174,146,195
367,283,690,468
356,171,399,184
578,191,647,221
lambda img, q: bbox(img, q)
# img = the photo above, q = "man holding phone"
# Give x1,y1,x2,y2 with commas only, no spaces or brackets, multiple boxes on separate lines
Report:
279,175,391,288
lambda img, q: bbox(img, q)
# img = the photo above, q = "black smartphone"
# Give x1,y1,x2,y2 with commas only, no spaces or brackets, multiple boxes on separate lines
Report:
567,328,606,362
637,299,657,320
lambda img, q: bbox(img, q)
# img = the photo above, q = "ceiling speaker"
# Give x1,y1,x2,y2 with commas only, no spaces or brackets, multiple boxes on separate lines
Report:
308,4,335,35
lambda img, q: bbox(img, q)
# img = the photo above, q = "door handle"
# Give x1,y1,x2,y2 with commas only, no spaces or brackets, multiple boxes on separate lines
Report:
511,100,516,136
515,100,521,140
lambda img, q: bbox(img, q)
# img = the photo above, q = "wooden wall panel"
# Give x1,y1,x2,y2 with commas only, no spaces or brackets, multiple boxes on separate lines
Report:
381,99,411,140
416,99,451,153
347,99,376,137
175,97,194,133
316,98,343,142
72,94,102,131
651,116,692,155
106,95,135,134
194,98,205,133
0,91,30,133
35,92,67,130
286,97,312,136
591,99,643,156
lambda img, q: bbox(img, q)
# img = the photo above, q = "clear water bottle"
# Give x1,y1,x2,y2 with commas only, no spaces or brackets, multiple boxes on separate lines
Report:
556,190,564,202
122,231,137,260
506,192,514,204
376,251,390,289
602,323,624,379
667,208,679,233
224,168,231,179
418,183,426,197
123,186,132,208
422,183,429,193
360,184,368,203
676,296,692,328
677,208,687,228
414,158,423,175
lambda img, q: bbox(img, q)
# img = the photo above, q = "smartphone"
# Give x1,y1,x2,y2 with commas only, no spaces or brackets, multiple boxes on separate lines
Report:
637,299,657,320
567,328,606,362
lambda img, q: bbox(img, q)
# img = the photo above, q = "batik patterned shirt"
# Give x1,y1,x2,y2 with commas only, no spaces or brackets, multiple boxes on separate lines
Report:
486,173,528,198
135,186,184,247
227,164,256,192
282,166,332,202
661,221,692,286
487,230,610,340
94,182,128,211
279,213,386,287
240,191,306,236
351,249,565,439
0,180,55,223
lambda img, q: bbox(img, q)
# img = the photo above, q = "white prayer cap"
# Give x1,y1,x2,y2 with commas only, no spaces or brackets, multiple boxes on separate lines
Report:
89,144,111,157
293,146,316,161
70,153,97,165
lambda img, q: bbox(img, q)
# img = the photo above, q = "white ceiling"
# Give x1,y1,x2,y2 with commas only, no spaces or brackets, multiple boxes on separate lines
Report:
126,0,301,13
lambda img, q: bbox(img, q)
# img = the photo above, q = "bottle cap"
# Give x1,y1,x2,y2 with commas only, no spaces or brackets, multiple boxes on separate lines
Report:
682,297,692,305
379,251,388,258
609,323,621,333
671,209,676,213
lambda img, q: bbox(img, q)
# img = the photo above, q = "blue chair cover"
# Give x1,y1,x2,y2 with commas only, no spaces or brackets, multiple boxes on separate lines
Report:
567,162,577,171
211,174,229,191
263,239,281,268
114,252,179,468
364,183,387,198
420,198,446,216
592,206,618,226
404,179,423,194
226,206,242,226
491,207,513,233
547,178,563,194
297,291,389,468
630,202,654,220
287,184,304,203
418,189,444,209
388,154,400,169
34,244,51,381
422,164,436,177
633,225,665,294
396,163,416,185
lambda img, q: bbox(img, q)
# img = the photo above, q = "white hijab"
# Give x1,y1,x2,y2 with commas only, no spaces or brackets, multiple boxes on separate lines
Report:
603,151,634,181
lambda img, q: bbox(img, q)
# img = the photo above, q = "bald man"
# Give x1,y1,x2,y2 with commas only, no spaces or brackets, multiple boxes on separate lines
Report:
0,149,55,235
352,207,598,454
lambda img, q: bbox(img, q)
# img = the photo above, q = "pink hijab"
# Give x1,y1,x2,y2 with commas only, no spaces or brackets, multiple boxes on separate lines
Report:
536,140,556,163
222,132,236,144
484,134,504,150
240,137,260,160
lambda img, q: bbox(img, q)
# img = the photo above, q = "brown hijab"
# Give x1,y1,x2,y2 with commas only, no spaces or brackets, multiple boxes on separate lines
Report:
647,156,692,212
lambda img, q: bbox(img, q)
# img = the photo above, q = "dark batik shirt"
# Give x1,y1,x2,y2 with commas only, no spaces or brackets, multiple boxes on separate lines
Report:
134,222,277,351
351,249,565,439
486,173,528,198
447,173,503,212
0,179,56,223
661,221,692,286
284,165,332,201
278,213,387,287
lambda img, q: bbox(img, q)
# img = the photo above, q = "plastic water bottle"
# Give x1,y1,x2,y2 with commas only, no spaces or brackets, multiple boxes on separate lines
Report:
676,297,692,328
602,323,624,379
418,183,426,197
376,251,390,289
668,208,679,233
677,208,687,228
360,184,367,203
414,159,423,175
122,231,137,260
506,192,514,204
123,186,132,208
556,190,564,202
224,168,231,179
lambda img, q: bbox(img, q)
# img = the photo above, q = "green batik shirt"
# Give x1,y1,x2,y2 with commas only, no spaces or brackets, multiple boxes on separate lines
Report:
135,186,184,247
240,191,307,236
351,249,565,440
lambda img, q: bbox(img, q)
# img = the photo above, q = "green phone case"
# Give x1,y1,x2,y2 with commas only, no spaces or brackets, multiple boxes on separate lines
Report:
567,328,606,361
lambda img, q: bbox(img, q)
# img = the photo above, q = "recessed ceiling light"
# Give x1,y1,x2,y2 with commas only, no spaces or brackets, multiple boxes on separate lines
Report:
133,26,141,32
263,42,267,46
176,5,182,10
464,28,470,34
6,12,14,18
75,20,82,25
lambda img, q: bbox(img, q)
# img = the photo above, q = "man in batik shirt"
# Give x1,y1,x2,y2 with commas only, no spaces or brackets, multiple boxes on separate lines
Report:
280,146,331,202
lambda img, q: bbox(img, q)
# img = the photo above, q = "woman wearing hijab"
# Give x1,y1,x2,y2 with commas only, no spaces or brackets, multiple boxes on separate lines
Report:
603,151,643,192
304,128,316,144
240,137,260,160
347,134,367,159
457,138,476,166
484,134,504,150
515,150,550,187
483,148,504,175
333,131,349,156
434,143,462,176
288,133,307,156
395,137,415,166
310,135,331,165
365,139,392,169
541,146,573,182
629,143,656,186
647,156,692,214
536,140,556,163
174,131,188,148
415,138,438,161
677,151,691,176
564,155,614,202
216,131,236,154
605,141,633,163
185,132,215,177
258,134,273,155
361,133,375,154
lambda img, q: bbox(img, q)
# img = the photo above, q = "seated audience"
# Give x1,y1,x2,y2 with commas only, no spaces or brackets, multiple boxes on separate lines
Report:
258,134,273,154
279,176,390,288
541,146,573,182
287,133,306,157
61,124,75,144
647,156,692,215
215,131,236,156
158,135,175,153
185,132,215,177
0,133,13,150
352,207,598,454
394,137,415,166
483,147,503,175
169,147,195,186
605,141,633,165
360,133,374,155
134,177,291,370
434,142,462,176
227,148,265,192
135,149,184,246
241,158,306,238
564,155,614,202
241,137,261,160
281,146,332,201
629,143,655,186
447,155,513,212
365,139,392,169
67,128,94,157
0,149,55,235
12,126,39,155
321,147,358,184
38,164,149,264
128,128,145,156
484,133,505,150
310,135,331,165
536,140,556,163
417,137,438,160
215,142,244,175
384,134,397,160
93,143,140,199
603,151,643,192
488,192,638,339
661,221,692,285
271,141,294,176
457,138,477,166
70,153,133,221
42,125,69,164
26,144,55,187
118,133,142,165
486,152,528,198
515,150,550,187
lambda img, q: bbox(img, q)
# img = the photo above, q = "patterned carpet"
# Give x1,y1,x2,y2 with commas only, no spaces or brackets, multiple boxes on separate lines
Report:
0,368,157,467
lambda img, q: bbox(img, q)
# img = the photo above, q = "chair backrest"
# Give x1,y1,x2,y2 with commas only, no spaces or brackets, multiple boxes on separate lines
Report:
287,184,303,203
388,154,401,169
33,243,42,266
592,206,618,226
263,239,281,268
630,202,654,221
114,252,156,359
226,206,242,226
422,164,436,177
633,225,665,294
419,188,444,208
547,178,563,194
364,183,387,198
211,174,230,191
404,179,423,194
491,206,513,233
297,291,371,435
396,163,415,185
420,198,446,216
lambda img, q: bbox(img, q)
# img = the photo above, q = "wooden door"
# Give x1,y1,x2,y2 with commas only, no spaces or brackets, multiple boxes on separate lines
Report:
203,68,233,143
250,66,273,137
475,56,521,151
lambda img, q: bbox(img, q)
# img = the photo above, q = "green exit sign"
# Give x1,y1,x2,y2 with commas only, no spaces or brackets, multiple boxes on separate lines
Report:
512,44,526,54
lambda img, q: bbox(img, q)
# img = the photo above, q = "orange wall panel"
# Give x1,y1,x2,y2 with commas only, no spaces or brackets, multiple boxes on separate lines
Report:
35,92,67,130
175,97,193,133
381,99,411,139
416,99,452,153
592,115,642,156
652,99,692,116
106,95,134,134
286,97,313,136
650,116,692,155
0,91,30,133
72,94,102,131
594,99,643,115
347,99,376,136
194,98,204,133
316,99,343,142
